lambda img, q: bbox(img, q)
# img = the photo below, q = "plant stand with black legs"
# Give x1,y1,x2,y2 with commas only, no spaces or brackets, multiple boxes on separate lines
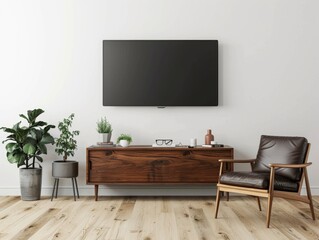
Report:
51,176,79,201
52,113,80,201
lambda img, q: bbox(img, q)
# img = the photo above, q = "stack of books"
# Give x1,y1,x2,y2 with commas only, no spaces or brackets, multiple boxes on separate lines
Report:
95,141,116,147
202,144,224,148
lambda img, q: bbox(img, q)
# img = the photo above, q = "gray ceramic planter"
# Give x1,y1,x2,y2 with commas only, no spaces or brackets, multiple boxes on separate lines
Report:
102,133,112,143
52,161,78,178
19,168,42,201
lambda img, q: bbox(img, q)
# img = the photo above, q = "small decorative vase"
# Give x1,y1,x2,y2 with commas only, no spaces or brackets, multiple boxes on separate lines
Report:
119,140,129,147
205,129,214,145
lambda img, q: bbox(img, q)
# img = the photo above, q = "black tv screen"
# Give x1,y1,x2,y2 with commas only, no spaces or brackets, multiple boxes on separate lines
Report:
103,40,218,106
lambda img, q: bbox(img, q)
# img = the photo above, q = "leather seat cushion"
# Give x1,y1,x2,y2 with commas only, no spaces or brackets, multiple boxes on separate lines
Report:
220,171,299,192
253,135,308,181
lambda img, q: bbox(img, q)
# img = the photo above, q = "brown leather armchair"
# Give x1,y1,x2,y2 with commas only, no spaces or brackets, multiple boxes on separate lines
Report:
215,135,315,228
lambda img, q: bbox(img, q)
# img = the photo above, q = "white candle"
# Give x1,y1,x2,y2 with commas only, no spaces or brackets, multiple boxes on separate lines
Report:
190,138,197,147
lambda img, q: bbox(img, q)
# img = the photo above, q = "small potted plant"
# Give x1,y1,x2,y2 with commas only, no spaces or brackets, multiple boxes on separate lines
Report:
97,117,112,143
117,134,132,147
1,109,55,200
53,113,80,179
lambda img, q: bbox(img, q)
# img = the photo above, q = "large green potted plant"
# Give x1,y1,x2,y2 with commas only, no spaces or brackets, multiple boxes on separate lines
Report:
53,113,80,178
0,109,55,200
96,117,112,143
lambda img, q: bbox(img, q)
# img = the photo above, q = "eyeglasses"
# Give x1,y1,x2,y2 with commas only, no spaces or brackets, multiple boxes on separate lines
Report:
156,139,173,146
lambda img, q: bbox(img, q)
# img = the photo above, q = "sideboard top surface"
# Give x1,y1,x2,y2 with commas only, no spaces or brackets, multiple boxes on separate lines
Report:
87,145,233,151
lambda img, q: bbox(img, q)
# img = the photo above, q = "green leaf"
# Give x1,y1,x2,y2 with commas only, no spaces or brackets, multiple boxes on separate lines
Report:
30,129,42,141
26,109,44,124
44,124,55,133
18,161,26,168
19,114,29,123
12,122,22,131
23,143,36,155
15,128,29,143
32,121,47,128
24,137,37,146
7,152,26,164
41,133,54,144
73,130,80,136
7,153,17,163
55,148,63,155
2,138,14,144
2,134,17,143
5,143,19,153
19,109,44,125
35,156,43,162
37,143,47,154
0,127,16,134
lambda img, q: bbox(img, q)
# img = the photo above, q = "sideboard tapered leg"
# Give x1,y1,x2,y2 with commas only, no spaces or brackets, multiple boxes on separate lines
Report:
95,185,99,201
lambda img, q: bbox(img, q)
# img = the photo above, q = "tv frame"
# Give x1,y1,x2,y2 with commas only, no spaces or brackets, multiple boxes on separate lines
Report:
103,40,218,107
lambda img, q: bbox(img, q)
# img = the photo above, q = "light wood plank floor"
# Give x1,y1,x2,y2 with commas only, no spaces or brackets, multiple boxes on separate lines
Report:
0,196,318,240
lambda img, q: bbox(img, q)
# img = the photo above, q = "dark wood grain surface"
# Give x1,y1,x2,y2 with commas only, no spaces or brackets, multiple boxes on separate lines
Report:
86,146,233,184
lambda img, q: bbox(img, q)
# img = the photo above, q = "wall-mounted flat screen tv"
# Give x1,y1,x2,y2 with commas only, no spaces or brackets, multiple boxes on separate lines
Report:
103,40,218,106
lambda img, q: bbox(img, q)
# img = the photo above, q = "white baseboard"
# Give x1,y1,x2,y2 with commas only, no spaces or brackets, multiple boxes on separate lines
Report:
0,185,217,197
0,185,318,197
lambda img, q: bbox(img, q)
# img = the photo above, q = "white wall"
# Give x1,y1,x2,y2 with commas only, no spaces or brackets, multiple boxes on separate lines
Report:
0,0,318,196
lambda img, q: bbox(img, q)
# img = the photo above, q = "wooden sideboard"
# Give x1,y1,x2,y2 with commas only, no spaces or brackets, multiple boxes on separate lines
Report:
86,145,233,200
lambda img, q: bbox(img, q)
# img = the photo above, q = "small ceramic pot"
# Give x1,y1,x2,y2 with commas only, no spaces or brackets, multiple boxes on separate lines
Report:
119,140,129,147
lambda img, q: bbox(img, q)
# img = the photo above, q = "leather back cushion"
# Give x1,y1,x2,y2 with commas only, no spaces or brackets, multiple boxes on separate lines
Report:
252,135,308,181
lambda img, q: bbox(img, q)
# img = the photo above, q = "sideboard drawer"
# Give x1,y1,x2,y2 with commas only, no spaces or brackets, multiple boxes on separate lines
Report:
86,147,233,184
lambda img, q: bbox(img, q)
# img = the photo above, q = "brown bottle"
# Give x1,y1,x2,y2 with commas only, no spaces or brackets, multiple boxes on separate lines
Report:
205,129,214,145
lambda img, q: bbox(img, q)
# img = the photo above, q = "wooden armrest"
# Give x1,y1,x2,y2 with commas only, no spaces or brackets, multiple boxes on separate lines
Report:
269,162,312,168
219,159,256,163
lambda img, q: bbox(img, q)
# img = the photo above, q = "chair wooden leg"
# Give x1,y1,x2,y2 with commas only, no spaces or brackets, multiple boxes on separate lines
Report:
308,195,315,220
304,168,316,220
266,193,273,228
215,187,221,218
266,168,275,228
257,197,262,211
